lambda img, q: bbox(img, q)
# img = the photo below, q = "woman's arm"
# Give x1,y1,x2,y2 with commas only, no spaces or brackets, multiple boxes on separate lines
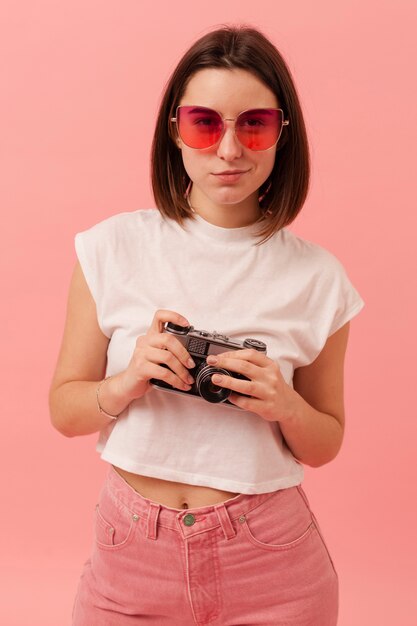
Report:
48,262,137,437
280,321,350,467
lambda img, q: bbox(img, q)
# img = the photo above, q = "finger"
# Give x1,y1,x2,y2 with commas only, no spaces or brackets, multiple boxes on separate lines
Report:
228,392,263,413
149,309,190,334
146,345,194,387
151,333,196,371
143,360,193,392
214,348,267,365
206,354,260,379
210,372,262,399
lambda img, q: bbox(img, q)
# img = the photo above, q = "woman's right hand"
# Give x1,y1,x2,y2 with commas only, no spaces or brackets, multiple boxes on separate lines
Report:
115,309,196,403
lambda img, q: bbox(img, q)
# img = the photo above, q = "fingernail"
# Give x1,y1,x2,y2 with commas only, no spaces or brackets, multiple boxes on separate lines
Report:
212,374,222,383
207,355,217,364
187,358,196,368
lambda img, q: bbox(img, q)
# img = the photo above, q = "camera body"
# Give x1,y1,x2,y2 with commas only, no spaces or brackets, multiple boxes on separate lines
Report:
150,322,267,407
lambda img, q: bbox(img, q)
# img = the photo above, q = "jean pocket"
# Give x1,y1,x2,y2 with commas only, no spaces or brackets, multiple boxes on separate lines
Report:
94,491,138,551
238,487,315,552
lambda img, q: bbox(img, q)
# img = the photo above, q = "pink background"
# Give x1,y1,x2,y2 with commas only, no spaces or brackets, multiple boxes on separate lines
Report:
1,0,416,624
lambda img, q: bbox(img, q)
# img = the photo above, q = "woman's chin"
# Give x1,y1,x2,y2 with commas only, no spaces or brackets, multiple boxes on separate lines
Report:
208,188,258,208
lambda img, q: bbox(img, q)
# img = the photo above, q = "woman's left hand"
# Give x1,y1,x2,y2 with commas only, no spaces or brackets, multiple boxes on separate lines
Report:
206,349,296,422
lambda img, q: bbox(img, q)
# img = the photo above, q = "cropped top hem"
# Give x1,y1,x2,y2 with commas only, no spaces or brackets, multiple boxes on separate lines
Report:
99,451,305,495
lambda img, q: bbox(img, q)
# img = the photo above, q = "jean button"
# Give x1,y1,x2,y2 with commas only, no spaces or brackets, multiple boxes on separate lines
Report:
183,513,196,526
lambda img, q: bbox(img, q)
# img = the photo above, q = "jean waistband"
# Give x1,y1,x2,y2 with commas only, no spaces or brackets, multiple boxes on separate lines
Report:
104,465,285,541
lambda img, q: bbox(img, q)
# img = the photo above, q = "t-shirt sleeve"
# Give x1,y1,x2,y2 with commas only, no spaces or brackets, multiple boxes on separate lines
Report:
292,241,365,367
309,247,365,354
326,258,364,336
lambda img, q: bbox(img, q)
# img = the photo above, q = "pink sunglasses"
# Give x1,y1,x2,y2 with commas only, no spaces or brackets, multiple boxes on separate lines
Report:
171,105,289,151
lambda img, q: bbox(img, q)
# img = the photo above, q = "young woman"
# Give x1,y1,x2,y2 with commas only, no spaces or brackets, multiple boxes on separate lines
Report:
50,25,364,625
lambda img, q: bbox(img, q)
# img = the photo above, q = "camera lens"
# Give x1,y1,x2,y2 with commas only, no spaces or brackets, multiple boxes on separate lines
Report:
194,363,231,403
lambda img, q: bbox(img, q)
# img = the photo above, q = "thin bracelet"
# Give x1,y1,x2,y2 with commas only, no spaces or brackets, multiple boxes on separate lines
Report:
96,377,120,420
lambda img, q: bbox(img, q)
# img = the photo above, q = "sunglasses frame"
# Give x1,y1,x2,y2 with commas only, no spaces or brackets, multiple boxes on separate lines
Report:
170,105,289,151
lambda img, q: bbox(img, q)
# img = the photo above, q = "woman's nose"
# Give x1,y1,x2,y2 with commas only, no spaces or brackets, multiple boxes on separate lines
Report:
216,121,243,160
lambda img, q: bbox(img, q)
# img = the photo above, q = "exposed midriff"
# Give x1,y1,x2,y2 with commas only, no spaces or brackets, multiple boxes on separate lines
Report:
113,465,239,510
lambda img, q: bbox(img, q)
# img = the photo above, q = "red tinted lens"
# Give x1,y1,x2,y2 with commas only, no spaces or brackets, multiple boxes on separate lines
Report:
177,106,223,149
236,109,283,150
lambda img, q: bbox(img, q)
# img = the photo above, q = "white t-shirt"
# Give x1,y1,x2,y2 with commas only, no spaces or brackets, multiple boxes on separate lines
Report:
75,208,364,494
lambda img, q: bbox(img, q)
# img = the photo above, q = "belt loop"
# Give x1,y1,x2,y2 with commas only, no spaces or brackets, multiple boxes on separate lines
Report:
146,502,161,540
214,503,236,540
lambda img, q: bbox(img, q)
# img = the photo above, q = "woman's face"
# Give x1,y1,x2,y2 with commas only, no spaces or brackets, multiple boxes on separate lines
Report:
175,68,280,226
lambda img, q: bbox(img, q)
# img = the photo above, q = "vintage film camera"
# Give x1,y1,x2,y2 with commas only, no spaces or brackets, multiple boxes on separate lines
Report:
150,321,267,407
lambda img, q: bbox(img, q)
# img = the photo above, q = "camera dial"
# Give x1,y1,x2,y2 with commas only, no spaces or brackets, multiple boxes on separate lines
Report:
165,322,191,334
243,338,267,352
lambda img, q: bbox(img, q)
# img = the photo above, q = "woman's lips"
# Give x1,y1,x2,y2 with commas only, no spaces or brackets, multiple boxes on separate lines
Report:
213,170,248,183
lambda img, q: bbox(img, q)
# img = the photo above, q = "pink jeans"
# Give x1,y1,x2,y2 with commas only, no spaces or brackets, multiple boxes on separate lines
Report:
72,465,338,625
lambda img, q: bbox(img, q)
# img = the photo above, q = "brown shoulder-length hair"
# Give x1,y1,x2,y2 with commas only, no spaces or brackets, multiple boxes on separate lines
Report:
151,24,310,246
